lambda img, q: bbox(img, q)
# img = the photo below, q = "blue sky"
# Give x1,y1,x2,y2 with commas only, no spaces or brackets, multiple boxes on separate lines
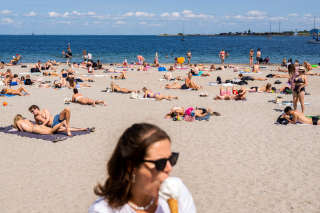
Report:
0,0,319,34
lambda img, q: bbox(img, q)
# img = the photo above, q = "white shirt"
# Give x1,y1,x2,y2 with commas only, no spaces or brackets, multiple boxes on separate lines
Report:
88,53,92,60
89,177,196,213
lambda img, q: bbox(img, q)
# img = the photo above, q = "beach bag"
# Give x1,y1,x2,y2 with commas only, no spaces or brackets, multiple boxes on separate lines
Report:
276,114,289,125
158,67,166,71
184,115,195,122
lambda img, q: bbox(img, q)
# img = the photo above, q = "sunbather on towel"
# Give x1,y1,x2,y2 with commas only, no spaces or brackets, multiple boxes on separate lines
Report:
72,88,106,107
111,71,127,79
214,87,246,100
282,106,320,125
110,82,137,93
1,87,30,96
249,83,272,93
13,114,68,134
165,72,201,90
142,87,178,101
28,105,89,136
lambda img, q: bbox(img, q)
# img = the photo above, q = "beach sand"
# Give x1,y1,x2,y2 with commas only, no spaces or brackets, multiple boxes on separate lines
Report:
1,63,320,213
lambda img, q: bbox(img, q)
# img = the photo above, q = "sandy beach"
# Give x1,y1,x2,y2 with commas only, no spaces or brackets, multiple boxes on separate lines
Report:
1,63,320,213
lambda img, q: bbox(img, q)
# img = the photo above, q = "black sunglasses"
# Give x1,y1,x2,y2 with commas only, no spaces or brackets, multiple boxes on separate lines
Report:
143,152,179,171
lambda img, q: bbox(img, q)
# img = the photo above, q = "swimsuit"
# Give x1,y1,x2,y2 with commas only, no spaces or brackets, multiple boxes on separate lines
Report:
181,84,189,90
293,77,305,93
312,117,319,125
75,96,83,102
62,73,68,78
10,81,18,86
52,114,63,128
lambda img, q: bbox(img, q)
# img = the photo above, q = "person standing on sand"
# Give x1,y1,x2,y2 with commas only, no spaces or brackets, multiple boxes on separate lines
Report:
186,51,192,64
256,48,261,64
219,49,225,64
249,49,254,67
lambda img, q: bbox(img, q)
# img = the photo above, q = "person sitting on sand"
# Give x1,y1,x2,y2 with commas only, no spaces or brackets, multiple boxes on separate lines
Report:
71,88,106,107
282,106,320,125
165,72,201,90
238,74,267,81
29,105,91,136
249,83,272,93
8,74,21,86
8,54,21,66
213,86,232,100
142,87,178,101
13,114,68,134
111,71,127,80
110,82,137,93
1,87,30,96
23,74,35,85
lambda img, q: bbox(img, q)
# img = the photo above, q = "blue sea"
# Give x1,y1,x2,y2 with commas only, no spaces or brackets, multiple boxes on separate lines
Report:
0,35,319,64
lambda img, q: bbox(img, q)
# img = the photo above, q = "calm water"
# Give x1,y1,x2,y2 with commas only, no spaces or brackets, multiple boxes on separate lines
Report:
0,35,319,64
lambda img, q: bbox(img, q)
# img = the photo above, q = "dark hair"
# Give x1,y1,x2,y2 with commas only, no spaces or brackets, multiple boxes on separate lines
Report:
284,106,292,113
28,105,39,112
73,88,78,94
288,64,295,75
94,123,171,208
13,74,18,78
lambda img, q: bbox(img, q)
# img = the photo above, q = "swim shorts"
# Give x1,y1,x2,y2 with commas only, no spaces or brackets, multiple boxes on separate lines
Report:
312,116,319,125
52,114,63,127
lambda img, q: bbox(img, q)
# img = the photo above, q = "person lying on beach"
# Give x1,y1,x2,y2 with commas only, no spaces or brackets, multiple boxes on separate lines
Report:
142,87,178,101
1,87,30,96
111,71,127,80
29,104,91,136
110,82,137,93
265,73,289,78
214,87,246,100
190,69,210,77
163,72,183,81
281,106,320,125
209,64,216,71
13,114,68,134
71,88,106,107
252,64,260,72
165,72,201,90
67,77,91,89
249,83,272,93
165,106,221,120
238,74,267,81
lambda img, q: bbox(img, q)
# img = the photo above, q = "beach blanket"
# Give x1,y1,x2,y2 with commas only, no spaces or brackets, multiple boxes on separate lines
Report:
0,94,16,97
0,126,92,143
192,71,203,76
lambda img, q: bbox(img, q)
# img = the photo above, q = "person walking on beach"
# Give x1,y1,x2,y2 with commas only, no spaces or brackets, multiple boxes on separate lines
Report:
186,50,192,64
89,123,196,213
62,43,72,65
249,49,254,67
219,49,225,64
256,48,261,64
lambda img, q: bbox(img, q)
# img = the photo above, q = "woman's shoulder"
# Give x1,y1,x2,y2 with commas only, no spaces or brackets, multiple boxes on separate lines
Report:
89,197,128,213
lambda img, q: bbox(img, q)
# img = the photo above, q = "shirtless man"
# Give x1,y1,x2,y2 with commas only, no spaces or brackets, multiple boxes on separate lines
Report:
283,106,320,125
28,105,90,136
165,72,201,90
13,114,68,134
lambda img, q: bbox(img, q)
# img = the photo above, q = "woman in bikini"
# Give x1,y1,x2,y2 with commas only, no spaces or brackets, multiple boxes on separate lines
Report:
1,87,30,96
293,67,307,113
13,114,67,134
249,49,254,67
165,72,201,90
110,82,137,93
142,87,178,101
249,83,272,93
72,88,106,107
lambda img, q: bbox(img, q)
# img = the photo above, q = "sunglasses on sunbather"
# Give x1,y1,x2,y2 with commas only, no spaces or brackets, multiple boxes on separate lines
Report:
143,152,179,171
